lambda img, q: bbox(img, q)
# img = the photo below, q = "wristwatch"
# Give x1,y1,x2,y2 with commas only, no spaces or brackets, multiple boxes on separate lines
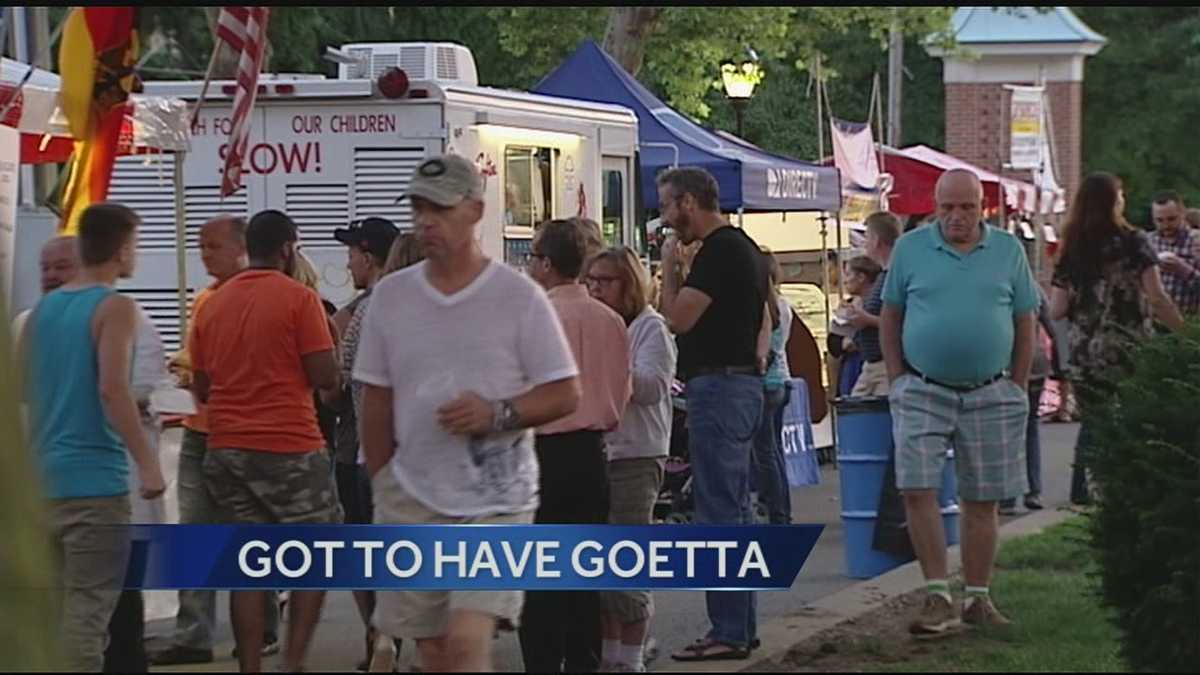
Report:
491,398,522,433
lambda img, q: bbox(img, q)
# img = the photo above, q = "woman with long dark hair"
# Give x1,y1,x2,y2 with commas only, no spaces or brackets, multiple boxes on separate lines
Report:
1049,172,1184,503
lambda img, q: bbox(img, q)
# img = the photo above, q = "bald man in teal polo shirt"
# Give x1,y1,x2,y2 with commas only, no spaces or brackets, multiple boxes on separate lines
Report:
880,169,1038,639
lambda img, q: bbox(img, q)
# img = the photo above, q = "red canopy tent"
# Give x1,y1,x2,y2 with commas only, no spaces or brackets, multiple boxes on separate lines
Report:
877,144,1065,216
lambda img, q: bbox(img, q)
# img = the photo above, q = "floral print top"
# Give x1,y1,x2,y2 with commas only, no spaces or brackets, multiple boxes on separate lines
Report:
1051,230,1159,387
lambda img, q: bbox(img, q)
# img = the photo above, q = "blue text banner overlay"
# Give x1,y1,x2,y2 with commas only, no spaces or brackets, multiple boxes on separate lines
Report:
121,525,824,591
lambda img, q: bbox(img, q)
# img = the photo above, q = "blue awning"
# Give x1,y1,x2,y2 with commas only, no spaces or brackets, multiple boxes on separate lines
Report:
533,41,842,213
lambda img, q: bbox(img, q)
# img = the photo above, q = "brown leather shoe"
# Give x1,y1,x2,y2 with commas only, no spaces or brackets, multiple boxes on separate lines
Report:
908,594,964,638
962,596,1012,627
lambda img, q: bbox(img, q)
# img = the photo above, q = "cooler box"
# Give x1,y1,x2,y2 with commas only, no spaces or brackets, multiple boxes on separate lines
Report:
835,397,959,579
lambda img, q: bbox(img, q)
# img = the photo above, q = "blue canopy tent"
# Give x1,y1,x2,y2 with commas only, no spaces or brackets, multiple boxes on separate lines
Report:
533,40,842,213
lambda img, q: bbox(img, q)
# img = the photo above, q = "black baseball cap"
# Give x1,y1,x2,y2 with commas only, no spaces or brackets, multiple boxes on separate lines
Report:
333,217,400,262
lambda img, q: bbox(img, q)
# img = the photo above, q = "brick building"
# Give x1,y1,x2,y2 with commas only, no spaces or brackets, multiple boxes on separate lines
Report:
927,7,1106,208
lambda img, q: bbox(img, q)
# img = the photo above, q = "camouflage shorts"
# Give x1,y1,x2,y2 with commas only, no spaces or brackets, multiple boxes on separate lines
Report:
203,448,343,525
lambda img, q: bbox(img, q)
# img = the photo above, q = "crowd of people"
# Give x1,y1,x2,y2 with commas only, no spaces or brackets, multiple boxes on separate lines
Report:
18,158,799,673
17,152,1196,671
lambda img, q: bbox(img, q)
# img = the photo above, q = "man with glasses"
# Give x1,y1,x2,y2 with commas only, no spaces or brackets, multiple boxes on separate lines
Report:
355,154,582,672
658,167,771,663
521,218,632,673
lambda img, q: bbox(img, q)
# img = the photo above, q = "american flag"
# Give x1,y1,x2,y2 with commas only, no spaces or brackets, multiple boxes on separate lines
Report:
215,7,271,198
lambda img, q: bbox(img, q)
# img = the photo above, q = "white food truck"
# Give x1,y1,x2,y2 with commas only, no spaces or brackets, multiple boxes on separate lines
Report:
103,42,641,350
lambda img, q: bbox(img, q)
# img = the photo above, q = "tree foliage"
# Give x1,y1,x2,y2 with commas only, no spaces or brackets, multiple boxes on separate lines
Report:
491,7,952,121
1083,322,1200,672
1073,6,1200,227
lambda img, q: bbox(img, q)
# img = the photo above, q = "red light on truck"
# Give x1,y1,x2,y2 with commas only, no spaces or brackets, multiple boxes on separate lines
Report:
275,84,296,95
378,67,410,99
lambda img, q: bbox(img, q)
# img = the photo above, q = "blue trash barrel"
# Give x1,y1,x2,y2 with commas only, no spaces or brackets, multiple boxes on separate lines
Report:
836,397,959,579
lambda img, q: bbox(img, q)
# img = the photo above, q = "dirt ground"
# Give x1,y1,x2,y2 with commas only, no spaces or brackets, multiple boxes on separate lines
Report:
747,588,965,672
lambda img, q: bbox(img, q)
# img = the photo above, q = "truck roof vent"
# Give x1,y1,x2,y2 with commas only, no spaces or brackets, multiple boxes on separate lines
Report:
336,42,478,87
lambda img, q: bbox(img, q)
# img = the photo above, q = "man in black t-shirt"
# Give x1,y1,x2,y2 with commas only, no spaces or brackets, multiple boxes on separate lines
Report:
658,167,770,663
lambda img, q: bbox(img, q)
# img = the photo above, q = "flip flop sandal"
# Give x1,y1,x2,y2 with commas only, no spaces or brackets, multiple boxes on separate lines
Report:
671,638,751,662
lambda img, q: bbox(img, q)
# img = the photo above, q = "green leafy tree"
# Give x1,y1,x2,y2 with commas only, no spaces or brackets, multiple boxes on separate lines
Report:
1074,6,1200,226
1084,322,1200,672
0,309,58,671
491,7,951,123
698,10,951,158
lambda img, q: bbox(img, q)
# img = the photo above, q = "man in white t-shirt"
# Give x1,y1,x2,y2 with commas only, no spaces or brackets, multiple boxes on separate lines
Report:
12,236,82,342
354,154,582,673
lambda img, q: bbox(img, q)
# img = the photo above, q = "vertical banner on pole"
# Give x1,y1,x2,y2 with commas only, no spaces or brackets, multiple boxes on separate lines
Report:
0,125,18,304
1008,85,1044,171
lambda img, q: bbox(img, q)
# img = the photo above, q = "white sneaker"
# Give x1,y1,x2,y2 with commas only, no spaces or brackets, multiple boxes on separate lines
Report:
643,637,659,664
368,633,398,673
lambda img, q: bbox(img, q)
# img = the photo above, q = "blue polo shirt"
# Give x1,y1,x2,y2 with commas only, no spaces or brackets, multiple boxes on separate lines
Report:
883,222,1039,385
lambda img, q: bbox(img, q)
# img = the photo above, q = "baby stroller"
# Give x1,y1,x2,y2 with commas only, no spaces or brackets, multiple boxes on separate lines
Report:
654,381,694,523
654,380,770,524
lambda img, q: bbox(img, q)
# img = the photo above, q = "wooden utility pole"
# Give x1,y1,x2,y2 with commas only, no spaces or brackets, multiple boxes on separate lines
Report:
886,21,904,147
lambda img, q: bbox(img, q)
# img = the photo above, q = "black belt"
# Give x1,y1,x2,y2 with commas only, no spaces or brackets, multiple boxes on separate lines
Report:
907,365,1007,392
685,365,760,380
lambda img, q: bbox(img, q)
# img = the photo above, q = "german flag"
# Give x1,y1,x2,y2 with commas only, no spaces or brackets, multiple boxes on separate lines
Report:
57,7,140,234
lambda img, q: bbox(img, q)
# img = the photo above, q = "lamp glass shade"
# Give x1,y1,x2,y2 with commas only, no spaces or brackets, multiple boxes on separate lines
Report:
721,62,761,99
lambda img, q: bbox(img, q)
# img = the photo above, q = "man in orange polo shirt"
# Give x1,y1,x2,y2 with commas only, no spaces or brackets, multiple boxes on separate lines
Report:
191,209,342,674
153,214,281,666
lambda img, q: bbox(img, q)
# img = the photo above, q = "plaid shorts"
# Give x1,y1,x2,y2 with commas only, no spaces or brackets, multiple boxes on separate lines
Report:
204,448,343,525
888,373,1029,502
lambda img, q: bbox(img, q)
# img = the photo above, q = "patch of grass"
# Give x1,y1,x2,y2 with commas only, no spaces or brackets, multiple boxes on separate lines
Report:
994,518,1095,573
871,518,1127,673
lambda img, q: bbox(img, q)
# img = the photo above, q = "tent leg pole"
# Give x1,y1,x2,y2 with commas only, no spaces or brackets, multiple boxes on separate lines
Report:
835,211,845,299
174,151,188,341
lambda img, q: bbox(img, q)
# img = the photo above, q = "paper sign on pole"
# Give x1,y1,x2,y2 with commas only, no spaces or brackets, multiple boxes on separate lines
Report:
1009,86,1044,171
0,125,18,305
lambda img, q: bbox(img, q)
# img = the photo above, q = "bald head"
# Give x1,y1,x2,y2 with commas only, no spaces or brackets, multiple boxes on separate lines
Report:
199,215,248,281
935,169,985,247
40,236,81,294
935,169,984,204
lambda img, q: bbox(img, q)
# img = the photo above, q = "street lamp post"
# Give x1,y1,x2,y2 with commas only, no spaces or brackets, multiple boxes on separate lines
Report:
721,61,763,140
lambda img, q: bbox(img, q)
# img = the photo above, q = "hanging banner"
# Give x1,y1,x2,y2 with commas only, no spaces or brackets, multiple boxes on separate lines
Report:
0,125,18,304
1009,86,1044,171
830,117,881,191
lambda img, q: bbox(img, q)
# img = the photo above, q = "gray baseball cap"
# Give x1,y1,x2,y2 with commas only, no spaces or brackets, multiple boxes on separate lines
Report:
396,154,484,208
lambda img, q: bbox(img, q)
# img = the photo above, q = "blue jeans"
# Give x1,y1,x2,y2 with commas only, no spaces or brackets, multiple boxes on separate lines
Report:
752,385,792,524
1001,380,1044,506
686,374,764,648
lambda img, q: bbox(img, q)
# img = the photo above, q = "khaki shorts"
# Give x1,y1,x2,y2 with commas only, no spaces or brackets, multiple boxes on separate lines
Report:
601,457,664,623
370,467,534,640
851,360,891,398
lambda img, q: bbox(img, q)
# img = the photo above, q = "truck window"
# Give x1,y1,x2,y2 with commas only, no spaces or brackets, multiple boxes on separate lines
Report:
602,169,624,247
504,146,557,229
